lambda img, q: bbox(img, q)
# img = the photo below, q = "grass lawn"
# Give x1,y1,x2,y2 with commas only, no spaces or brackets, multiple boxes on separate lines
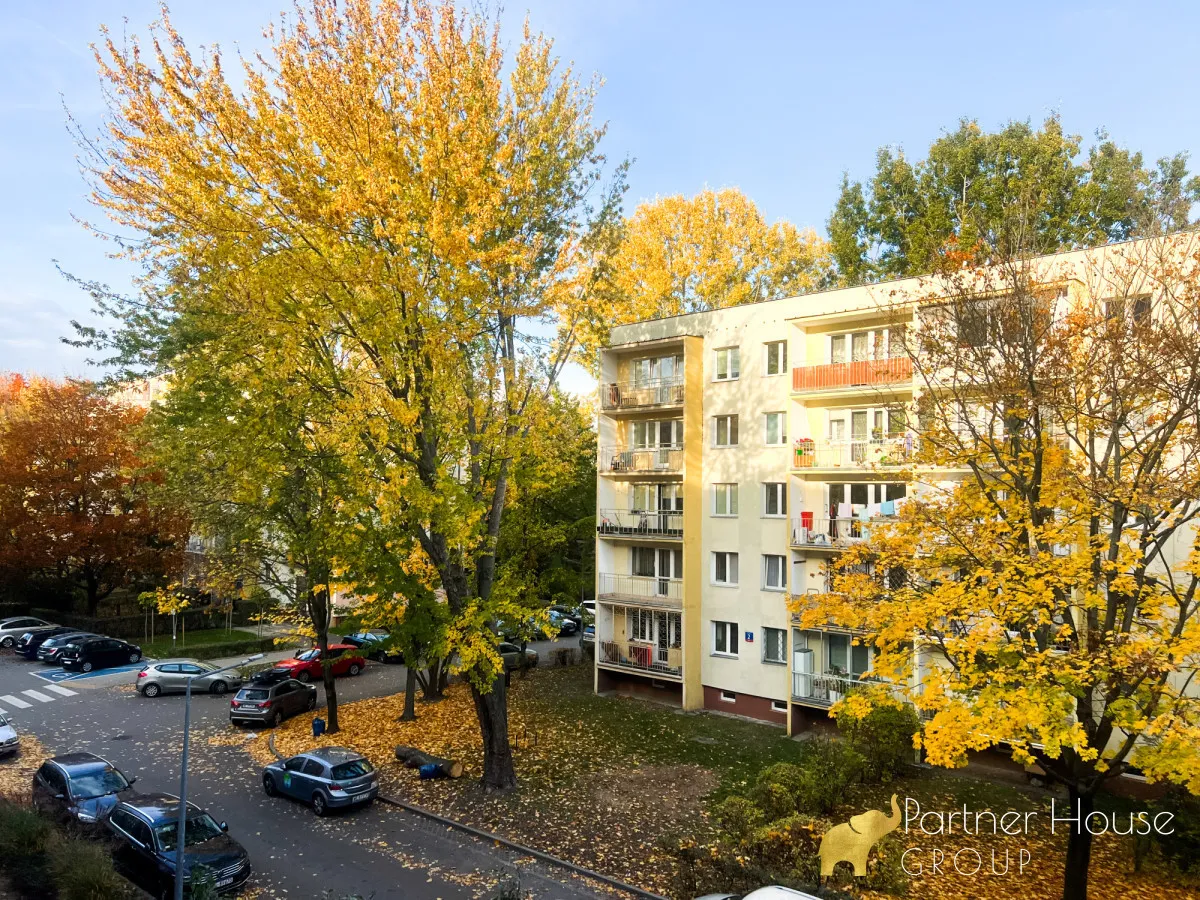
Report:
249,664,1199,900
140,626,262,660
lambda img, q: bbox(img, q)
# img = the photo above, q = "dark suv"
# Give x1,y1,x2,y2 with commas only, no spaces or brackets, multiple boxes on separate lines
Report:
32,752,136,825
230,678,316,727
107,792,251,896
58,636,142,672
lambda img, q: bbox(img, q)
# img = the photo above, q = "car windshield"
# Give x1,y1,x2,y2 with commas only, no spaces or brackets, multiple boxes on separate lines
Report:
0,712,10,726
154,813,223,852
295,649,320,661
240,689,269,701
69,767,129,799
331,759,374,779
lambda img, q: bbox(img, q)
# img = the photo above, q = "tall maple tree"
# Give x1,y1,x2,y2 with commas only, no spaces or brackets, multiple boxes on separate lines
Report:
0,377,185,614
803,234,1200,900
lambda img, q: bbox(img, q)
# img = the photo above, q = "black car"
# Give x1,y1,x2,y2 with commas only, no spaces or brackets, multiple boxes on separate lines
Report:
58,636,142,672
107,792,251,896
340,630,403,663
36,631,98,664
14,626,79,659
32,752,136,825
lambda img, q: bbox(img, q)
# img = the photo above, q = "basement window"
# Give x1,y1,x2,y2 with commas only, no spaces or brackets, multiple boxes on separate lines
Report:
720,690,737,703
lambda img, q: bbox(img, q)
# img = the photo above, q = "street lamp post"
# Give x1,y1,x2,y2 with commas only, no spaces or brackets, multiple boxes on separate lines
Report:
174,653,264,900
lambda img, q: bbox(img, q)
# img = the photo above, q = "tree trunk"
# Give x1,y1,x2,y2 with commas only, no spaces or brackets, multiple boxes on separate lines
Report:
421,657,448,701
471,676,516,793
401,665,417,721
85,572,100,616
312,586,338,733
1062,786,1094,900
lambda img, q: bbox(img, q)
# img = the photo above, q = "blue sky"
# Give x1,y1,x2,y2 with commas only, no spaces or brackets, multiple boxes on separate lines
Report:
3,0,1199,389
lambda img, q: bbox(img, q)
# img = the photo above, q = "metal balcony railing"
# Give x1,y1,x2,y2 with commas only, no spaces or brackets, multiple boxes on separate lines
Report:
600,377,685,412
792,434,914,469
597,573,683,605
597,508,683,540
789,516,883,549
792,357,912,393
598,639,683,677
599,446,684,475
791,670,875,705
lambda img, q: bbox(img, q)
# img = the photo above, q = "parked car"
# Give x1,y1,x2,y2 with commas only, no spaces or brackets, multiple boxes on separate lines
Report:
247,667,293,686
580,599,596,619
696,889,822,900
14,625,78,659
107,792,251,896
0,712,18,757
579,623,595,652
0,616,56,649
136,660,245,698
58,636,142,673
229,678,317,727
37,632,98,664
499,642,538,670
32,752,135,825
341,631,403,664
546,609,579,636
261,746,379,816
271,644,366,683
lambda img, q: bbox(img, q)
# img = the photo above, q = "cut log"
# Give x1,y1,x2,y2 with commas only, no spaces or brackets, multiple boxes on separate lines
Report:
394,745,464,778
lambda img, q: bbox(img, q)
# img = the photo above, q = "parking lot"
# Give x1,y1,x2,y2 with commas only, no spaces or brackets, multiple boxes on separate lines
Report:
0,635,606,899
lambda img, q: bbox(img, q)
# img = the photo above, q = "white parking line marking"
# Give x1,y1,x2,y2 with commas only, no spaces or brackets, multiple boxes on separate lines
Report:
22,690,54,704
0,706,6,716
44,685,77,697
0,695,32,709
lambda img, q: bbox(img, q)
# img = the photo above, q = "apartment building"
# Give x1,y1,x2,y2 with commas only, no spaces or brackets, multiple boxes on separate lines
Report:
591,239,1194,734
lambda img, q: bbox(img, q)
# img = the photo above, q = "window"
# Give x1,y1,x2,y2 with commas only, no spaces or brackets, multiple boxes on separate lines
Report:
713,415,739,447
762,555,787,591
762,483,787,517
714,347,741,381
828,633,869,676
632,419,682,449
713,622,739,657
720,690,738,702
764,341,787,376
771,700,788,712
763,627,786,664
764,412,786,445
629,608,653,642
302,758,325,777
713,483,739,517
712,552,739,586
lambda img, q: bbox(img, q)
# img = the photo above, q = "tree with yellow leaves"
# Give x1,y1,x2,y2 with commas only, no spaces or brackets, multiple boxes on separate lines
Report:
801,234,1200,900
577,188,833,361
73,0,619,790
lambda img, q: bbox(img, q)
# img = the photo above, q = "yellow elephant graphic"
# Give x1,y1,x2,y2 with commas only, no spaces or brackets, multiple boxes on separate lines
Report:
818,793,901,877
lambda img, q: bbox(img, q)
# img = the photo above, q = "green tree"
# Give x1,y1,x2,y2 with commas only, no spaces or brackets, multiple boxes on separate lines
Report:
828,116,1200,284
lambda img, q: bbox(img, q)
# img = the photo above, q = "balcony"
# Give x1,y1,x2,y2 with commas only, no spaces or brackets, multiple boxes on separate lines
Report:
791,670,876,707
597,573,682,608
792,435,914,472
600,377,684,413
789,516,884,550
599,446,683,477
597,508,683,541
792,357,912,394
598,639,683,679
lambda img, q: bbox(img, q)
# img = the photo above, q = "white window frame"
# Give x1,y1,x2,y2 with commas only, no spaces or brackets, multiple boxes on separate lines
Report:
712,621,739,658
771,699,788,712
764,411,787,446
712,483,739,517
713,414,739,448
714,347,741,382
712,551,739,587
762,483,787,518
762,555,787,592
764,340,788,377
762,627,787,664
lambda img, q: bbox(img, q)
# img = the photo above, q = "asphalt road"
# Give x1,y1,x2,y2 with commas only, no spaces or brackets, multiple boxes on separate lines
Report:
0,634,607,900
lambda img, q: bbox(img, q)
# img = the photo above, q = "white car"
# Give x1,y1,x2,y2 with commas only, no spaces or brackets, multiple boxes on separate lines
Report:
697,890,822,900
0,711,19,757
0,616,56,649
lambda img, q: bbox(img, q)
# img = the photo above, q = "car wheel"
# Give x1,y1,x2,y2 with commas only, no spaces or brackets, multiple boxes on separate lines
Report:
142,683,161,698
348,663,361,676
128,651,141,663
296,671,311,683
1,636,14,648
262,773,277,797
271,710,283,728
209,680,228,695
81,661,94,673
311,792,328,817
306,694,316,711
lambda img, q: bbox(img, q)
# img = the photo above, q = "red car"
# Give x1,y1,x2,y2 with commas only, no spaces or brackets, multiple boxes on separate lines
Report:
270,644,367,683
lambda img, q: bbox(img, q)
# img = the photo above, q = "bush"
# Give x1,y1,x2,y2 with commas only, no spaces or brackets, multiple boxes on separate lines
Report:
186,637,277,661
834,701,921,782
711,795,765,840
0,799,53,859
751,740,864,818
47,839,130,900
1148,787,1200,873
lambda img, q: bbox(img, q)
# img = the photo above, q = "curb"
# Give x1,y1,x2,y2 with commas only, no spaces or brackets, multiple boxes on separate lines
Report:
376,793,668,900
266,732,285,760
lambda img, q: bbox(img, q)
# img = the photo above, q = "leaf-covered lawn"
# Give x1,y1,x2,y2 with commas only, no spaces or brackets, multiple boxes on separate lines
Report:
252,665,1200,900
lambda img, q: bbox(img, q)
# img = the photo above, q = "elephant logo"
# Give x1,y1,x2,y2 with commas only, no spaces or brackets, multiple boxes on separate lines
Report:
818,793,901,878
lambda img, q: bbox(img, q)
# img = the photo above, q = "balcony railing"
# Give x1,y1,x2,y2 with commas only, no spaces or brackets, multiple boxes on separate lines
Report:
792,357,912,393
791,670,876,706
789,516,886,549
792,434,914,469
597,508,683,540
597,573,682,605
600,377,685,412
599,446,684,475
598,639,683,678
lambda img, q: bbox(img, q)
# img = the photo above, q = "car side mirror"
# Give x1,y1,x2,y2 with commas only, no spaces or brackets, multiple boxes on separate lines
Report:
128,776,137,785
219,821,228,832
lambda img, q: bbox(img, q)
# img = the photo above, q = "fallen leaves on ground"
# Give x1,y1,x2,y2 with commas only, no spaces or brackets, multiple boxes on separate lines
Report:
0,734,47,796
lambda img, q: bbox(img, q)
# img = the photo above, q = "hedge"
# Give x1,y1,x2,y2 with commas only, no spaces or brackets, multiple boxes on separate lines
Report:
28,601,265,641
179,636,279,662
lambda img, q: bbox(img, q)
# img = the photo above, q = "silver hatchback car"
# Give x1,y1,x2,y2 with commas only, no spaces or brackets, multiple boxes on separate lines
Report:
135,660,246,697
261,746,378,816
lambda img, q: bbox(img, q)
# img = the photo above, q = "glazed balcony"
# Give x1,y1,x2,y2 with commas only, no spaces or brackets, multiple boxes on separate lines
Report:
598,446,684,477
597,508,683,541
599,377,685,414
597,573,682,608
598,639,683,679
791,357,912,395
792,435,914,471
